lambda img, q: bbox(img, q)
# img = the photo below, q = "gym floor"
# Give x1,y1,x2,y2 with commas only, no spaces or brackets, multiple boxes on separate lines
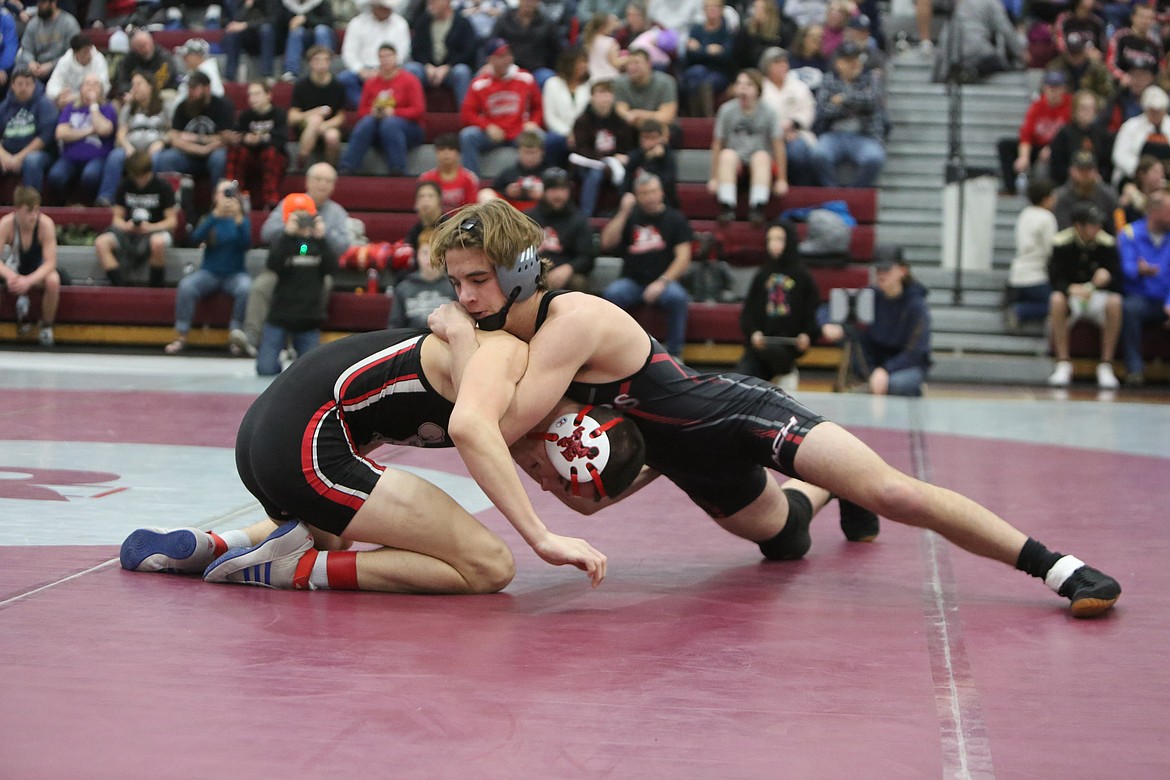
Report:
1,350,1166,779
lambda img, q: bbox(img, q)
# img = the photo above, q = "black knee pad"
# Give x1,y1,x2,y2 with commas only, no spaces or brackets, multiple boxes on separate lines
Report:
758,488,813,561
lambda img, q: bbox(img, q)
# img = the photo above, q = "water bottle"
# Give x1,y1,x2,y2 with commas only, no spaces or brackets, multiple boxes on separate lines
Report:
1014,171,1028,196
366,267,379,295
15,294,29,324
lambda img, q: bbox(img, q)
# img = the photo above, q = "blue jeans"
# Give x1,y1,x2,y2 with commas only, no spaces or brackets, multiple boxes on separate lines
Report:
403,61,473,108
459,126,514,178
47,155,106,204
338,114,424,174
786,136,815,187
98,146,127,203
544,130,569,167
174,268,252,335
1121,294,1170,375
811,131,886,187
12,149,51,190
223,23,276,80
1009,282,1052,323
577,165,605,218
257,323,320,375
154,147,228,187
886,367,927,397
337,70,364,110
602,276,689,356
284,24,336,74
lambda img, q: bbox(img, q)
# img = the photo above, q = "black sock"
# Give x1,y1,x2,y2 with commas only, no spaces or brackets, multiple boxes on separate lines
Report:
1015,537,1063,580
107,267,124,286
149,266,165,288
758,488,813,561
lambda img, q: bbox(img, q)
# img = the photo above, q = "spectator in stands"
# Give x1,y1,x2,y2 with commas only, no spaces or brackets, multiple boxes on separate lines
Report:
736,0,792,72
480,128,552,211
735,220,820,391
222,0,280,82
0,185,59,346
570,78,635,218
44,33,107,109
647,0,702,45
1054,0,1106,55
233,162,349,357
339,0,412,109
1103,62,1151,135
997,69,1071,195
542,46,591,166
455,0,509,43
1048,90,1112,187
709,68,786,227
788,24,828,75
490,0,560,89
98,72,168,207
1112,86,1170,185
15,0,79,82
111,30,177,102
614,48,680,143
337,43,424,177
406,179,443,255
257,192,337,375
1046,202,1122,389
46,72,115,205
1105,3,1159,88
1005,177,1057,328
165,179,253,355
388,226,456,328
842,13,886,73
458,39,543,177
583,13,625,83
621,117,679,207
681,0,734,118
407,0,476,108
1116,155,1165,226
599,172,693,358
823,247,932,397
280,0,336,82
174,38,225,108
930,0,1026,83
419,131,480,210
615,2,665,60
288,45,346,170
94,150,177,287
1053,151,1119,233
578,0,626,25
810,42,886,188
1117,188,1170,386
2,65,55,189
526,166,596,291
226,79,289,210
155,71,235,189
819,0,851,60
759,47,816,187
1048,32,1113,103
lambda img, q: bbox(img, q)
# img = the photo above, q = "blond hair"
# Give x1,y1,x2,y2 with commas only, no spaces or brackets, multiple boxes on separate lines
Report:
429,200,550,282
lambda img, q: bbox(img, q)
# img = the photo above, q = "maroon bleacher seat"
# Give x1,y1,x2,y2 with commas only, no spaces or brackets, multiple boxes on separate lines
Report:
279,175,418,211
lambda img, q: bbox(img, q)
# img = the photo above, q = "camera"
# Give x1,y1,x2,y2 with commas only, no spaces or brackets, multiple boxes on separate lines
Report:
222,183,239,200
296,212,315,230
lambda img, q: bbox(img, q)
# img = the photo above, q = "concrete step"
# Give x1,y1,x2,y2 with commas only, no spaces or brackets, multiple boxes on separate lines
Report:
929,352,1054,384
933,330,1049,355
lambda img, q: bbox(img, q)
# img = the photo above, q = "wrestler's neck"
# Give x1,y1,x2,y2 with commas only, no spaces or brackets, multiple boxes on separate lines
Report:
501,293,543,341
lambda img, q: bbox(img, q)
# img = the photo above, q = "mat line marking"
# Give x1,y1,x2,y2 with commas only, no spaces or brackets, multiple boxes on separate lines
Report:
907,405,995,780
0,501,263,609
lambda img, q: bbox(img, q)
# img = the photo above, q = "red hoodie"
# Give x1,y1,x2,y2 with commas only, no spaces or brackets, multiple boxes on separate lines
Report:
460,65,543,141
357,69,426,126
1018,93,1072,148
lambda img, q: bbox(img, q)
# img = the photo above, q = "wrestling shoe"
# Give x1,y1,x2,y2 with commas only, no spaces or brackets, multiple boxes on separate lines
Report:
1051,558,1121,618
120,527,220,573
203,520,313,588
839,499,880,542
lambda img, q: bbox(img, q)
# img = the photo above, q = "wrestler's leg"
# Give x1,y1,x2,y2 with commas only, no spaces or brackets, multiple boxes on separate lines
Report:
339,468,516,594
712,477,832,542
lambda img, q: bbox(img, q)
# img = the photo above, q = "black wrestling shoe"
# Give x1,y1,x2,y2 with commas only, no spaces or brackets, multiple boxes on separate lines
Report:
839,499,880,542
1057,564,1121,618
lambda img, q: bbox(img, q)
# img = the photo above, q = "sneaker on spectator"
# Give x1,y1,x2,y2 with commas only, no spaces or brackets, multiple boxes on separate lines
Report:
749,206,765,228
1047,360,1072,387
1123,371,1144,387
776,368,799,393
228,328,257,357
280,71,297,83
120,527,220,573
1096,362,1119,389
38,325,54,347
203,521,314,588
718,205,735,225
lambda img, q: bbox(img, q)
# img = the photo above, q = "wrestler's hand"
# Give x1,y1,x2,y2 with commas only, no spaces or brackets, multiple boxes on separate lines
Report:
428,301,477,340
532,533,607,587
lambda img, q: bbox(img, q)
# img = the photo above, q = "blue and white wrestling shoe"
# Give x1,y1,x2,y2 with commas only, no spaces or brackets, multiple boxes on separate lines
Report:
202,521,313,588
120,528,219,573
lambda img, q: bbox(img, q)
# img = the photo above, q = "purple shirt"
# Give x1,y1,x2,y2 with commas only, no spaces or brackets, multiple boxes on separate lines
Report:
58,102,117,163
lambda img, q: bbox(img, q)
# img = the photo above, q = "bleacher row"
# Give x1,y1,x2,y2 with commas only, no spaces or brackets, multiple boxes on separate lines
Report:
1,36,880,365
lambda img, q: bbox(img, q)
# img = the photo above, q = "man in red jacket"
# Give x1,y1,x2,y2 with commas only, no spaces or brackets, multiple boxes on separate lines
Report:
338,44,425,176
458,39,544,178
997,69,1072,194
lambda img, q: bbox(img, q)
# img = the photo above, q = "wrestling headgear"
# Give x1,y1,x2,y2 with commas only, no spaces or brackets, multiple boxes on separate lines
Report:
457,214,541,331
533,405,623,498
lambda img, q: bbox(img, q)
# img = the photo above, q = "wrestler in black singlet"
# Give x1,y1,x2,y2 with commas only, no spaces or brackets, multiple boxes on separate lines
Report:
236,329,458,535
538,290,828,518
10,218,45,277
